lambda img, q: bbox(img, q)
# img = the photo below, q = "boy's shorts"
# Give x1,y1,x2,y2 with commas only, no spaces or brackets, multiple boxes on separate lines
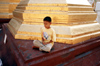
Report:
33,40,53,52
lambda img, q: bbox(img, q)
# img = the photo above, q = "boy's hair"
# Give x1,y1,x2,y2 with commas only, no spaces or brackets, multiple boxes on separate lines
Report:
43,16,52,22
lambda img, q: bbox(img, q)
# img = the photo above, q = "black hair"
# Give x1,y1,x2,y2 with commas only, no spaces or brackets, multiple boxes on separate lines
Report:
43,16,52,22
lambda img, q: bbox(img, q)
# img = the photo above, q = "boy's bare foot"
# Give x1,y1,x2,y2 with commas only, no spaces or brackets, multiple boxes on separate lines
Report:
32,46,39,49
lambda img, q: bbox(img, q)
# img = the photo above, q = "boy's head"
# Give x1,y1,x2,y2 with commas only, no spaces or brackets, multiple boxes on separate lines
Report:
43,16,52,29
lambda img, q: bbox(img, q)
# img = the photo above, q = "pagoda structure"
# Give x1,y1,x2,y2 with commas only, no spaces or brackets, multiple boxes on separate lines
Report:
8,0,100,44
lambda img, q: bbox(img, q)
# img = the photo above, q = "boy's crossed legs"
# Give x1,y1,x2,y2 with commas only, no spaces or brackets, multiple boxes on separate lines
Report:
33,40,53,52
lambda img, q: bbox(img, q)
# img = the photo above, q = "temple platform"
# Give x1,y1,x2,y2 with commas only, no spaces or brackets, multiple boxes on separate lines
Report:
0,24,100,66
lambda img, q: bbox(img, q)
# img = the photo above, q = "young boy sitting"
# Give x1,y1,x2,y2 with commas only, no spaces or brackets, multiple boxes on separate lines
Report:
32,16,56,52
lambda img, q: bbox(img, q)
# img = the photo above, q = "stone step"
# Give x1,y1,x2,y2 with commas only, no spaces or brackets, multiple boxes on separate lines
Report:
14,9,95,14
0,9,9,13
8,19,100,36
8,20,100,44
0,6,9,8
16,6,93,11
11,17,97,26
0,0,20,3
17,3,92,7
0,13,12,18
14,31,100,44
13,11,97,23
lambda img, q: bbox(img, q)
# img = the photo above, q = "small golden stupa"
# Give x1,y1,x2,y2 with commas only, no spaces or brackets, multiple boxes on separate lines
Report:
0,0,20,19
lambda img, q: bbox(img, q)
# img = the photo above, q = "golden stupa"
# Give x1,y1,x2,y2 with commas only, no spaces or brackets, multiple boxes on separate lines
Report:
0,0,20,19
8,0,100,44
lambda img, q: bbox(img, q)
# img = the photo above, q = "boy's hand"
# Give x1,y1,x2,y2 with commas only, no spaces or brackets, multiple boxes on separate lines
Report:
42,37,46,40
42,41,48,45
42,40,53,45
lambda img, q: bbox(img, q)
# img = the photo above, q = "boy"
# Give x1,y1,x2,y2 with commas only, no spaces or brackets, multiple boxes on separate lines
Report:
32,16,56,52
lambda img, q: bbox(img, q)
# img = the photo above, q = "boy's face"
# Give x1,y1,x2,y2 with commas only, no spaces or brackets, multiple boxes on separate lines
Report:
44,21,51,29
